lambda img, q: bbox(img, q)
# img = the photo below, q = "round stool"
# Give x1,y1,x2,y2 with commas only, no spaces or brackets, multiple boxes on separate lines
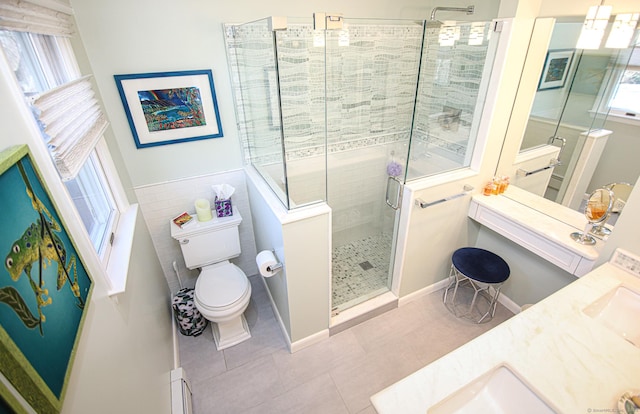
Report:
443,247,510,323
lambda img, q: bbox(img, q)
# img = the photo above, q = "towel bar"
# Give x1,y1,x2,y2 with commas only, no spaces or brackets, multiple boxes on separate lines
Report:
415,184,474,209
516,159,561,177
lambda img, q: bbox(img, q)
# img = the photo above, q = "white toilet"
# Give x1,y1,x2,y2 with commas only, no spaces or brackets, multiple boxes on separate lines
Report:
171,211,251,350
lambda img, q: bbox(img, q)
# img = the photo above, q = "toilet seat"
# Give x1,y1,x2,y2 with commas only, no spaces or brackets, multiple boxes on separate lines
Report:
195,262,249,310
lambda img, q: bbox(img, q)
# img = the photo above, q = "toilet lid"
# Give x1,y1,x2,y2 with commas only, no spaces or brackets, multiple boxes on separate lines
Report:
195,263,248,308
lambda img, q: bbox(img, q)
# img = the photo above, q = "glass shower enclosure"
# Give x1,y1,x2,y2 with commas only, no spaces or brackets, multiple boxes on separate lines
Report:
226,15,499,314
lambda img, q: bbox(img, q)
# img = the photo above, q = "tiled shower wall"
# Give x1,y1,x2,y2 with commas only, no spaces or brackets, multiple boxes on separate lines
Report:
277,143,400,248
134,170,258,293
226,21,494,177
226,22,423,167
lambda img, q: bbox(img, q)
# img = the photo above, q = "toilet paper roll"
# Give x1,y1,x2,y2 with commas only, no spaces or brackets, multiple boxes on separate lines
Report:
195,199,212,222
256,250,280,277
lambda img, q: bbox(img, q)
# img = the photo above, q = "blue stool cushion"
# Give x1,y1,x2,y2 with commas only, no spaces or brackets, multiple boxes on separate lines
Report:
452,247,510,284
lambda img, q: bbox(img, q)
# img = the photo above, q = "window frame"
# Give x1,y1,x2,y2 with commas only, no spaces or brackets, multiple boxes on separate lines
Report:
66,148,119,264
607,50,640,118
593,41,640,125
2,29,135,294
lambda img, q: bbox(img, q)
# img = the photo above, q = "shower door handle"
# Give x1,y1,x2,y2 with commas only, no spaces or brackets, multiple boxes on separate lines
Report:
386,176,403,210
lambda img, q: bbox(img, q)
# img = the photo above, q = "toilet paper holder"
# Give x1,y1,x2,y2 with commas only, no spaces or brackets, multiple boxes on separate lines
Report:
256,249,284,277
266,262,283,273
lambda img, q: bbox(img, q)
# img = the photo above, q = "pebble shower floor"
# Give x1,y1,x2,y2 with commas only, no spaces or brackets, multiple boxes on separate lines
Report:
332,234,393,312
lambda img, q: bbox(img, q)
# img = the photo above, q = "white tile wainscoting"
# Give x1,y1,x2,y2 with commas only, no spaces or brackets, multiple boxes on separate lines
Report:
134,169,258,293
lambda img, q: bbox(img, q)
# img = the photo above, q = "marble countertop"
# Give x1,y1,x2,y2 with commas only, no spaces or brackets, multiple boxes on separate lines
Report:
370,254,640,413
470,188,604,261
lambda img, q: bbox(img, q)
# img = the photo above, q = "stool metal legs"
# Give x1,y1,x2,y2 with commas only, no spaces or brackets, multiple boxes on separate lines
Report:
443,264,504,323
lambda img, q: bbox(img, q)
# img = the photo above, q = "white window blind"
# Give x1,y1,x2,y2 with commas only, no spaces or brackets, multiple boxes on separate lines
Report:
0,1,111,181
31,74,109,180
0,0,73,37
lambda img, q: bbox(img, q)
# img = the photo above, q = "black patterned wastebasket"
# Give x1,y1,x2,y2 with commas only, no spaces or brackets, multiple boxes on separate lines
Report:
172,288,208,336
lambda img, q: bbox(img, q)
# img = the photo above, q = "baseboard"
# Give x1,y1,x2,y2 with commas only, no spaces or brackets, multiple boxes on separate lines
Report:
397,278,521,314
257,276,293,352
497,292,521,314
170,293,180,369
397,278,450,307
290,329,330,353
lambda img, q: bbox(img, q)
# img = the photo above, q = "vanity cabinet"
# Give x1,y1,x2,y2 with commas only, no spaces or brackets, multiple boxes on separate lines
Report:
468,191,603,277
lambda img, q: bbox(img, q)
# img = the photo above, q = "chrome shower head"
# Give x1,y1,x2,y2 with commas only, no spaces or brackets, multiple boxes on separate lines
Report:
425,19,443,29
427,5,475,27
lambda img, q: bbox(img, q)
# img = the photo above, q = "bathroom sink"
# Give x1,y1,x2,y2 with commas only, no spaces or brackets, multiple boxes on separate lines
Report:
583,285,640,347
427,365,557,413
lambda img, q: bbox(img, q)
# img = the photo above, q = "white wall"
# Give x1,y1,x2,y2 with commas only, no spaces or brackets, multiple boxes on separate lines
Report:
246,168,331,346
588,120,640,192
398,182,482,297
475,226,577,305
282,213,332,343
246,173,292,336
62,215,174,413
0,37,173,414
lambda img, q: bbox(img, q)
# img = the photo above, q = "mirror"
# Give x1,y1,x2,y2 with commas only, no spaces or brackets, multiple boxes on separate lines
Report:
591,182,634,236
499,16,639,232
570,188,614,245
519,19,612,152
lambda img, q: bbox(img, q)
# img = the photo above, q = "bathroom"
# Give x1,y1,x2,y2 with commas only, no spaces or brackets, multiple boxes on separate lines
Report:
0,0,639,413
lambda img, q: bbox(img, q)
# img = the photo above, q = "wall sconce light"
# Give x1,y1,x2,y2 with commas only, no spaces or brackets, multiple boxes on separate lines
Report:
576,3,612,49
605,13,640,48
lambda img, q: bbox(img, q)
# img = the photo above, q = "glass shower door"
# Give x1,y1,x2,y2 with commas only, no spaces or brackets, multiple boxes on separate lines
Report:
324,18,424,313
232,18,291,207
272,18,328,208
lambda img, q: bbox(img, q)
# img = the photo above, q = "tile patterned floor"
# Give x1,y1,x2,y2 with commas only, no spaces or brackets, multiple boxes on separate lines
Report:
178,275,514,414
332,234,393,311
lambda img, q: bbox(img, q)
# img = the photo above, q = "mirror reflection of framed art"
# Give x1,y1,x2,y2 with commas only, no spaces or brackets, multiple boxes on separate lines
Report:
538,49,575,91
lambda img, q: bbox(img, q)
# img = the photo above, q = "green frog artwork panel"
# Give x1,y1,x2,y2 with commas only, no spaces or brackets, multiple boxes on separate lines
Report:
0,145,92,414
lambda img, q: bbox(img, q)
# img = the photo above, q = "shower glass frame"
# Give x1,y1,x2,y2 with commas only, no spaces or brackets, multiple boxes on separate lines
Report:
228,17,326,210
406,20,500,181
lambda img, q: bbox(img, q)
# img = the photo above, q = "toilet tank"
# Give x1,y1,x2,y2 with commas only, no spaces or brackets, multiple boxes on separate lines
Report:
170,211,242,269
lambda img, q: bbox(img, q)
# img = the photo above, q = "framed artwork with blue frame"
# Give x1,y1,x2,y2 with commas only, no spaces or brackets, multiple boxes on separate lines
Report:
114,69,224,148
0,145,92,413
538,49,575,91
